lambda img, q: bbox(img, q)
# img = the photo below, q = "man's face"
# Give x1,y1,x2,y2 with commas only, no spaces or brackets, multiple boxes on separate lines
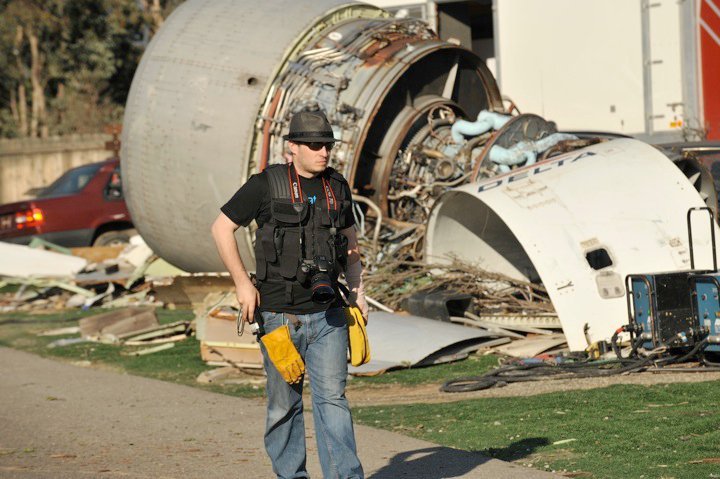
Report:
289,141,333,177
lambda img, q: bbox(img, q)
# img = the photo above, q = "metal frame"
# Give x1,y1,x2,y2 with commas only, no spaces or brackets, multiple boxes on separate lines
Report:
625,274,653,345
687,206,718,270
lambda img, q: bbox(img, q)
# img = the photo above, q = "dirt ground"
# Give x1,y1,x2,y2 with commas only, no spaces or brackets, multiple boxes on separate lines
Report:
207,360,720,407
345,369,720,406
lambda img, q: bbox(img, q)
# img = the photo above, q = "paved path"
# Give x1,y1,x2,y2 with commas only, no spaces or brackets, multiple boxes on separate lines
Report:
0,347,560,478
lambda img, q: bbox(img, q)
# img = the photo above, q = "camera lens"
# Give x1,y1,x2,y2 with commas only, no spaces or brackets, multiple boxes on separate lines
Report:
310,272,335,304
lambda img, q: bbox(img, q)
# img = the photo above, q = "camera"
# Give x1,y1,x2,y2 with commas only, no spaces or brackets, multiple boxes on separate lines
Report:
300,255,336,304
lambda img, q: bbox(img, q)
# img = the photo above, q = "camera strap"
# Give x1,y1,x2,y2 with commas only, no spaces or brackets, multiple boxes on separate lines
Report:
286,163,339,267
336,281,351,307
286,164,306,270
287,163,336,214
286,163,304,204
322,176,338,212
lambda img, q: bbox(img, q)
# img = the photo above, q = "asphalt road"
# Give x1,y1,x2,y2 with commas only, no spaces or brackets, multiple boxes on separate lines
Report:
0,347,560,478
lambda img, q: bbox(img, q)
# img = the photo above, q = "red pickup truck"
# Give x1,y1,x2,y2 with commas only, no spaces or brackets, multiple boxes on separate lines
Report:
0,158,135,247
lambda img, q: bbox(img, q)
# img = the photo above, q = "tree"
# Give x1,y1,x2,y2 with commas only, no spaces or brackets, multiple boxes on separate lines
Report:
0,0,182,138
0,0,64,137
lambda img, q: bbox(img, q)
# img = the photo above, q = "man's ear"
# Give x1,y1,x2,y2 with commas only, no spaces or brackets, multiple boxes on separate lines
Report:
288,141,298,156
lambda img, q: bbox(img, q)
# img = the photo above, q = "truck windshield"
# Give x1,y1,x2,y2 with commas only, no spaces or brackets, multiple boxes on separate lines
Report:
37,163,104,198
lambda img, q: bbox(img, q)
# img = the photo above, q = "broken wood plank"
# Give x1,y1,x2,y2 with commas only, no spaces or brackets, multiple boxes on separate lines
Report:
196,366,238,383
196,366,266,385
102,289,151,308
38,326,81,337
206,360,264,369
123,333,189,346
121,323,188,342
493,334,568,358
209,306,238,321
470,312,561,329
2,277,95,297
46,337,91,348
121,342,175,356
449,316,523,338
79,307,158,338
70,245,124,263
200,342,263,367
115,320,191,340
464,311,555,335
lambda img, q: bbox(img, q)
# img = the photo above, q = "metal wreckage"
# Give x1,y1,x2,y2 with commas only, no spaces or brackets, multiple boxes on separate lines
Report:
118,0,720,374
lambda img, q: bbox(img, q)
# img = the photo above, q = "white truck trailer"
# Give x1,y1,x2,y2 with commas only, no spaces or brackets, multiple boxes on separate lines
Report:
371,0,720,142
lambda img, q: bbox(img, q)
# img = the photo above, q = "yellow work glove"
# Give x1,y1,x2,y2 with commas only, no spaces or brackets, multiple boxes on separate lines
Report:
346,306,370,366
261,324,305,384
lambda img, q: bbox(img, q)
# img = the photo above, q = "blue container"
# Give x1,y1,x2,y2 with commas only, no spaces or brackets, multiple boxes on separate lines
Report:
626,272,699,350
690,274,720,353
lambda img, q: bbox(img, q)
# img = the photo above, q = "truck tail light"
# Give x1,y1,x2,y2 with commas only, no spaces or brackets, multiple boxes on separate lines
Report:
15,208,45,230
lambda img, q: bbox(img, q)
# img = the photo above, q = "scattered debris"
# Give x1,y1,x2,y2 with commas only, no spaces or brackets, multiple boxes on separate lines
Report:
79,307,159,339
195,292,263,369
38,326,81,337
462,311,556,336
449,315,523,339
121,342,175,356
3,231,569,377
196,365,265,385
0,242,87,278
154,276,234,309
144,258,186,278
688,458,720,464
69,245,124,263
121,321,190,344
47,337,92,348
364,260,553,316
552,439,577,446
348,311,511,376
403,290,473,322
493,334,568,358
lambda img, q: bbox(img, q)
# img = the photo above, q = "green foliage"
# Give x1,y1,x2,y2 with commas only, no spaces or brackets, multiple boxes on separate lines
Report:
0,0,181,137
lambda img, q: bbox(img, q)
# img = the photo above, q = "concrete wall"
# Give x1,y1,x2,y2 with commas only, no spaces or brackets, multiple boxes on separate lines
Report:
0,134,114,204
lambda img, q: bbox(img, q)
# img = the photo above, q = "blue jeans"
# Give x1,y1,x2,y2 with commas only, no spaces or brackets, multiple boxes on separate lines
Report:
260,307,364,479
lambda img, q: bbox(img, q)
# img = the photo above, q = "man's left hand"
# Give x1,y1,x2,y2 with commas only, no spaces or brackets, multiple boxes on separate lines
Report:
350,291,369,324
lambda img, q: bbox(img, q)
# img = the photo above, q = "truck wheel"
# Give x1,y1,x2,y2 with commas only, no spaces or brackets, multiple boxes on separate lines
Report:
93,229,138,247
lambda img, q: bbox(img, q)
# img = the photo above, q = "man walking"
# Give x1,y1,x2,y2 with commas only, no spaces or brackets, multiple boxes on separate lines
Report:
211,110,368,479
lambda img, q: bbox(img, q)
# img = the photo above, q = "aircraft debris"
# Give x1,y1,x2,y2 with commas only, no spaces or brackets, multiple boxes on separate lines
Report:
348,311,511,376
363,260,553,316
0,242,87,278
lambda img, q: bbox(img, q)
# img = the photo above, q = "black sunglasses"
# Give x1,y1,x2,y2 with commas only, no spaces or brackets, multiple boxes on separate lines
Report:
297,141,334,151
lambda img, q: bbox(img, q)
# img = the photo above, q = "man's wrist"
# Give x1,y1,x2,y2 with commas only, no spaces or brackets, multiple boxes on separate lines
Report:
234,274,254,289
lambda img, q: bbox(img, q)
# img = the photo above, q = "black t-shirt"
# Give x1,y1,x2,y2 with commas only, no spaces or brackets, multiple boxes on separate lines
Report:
221,168,355,314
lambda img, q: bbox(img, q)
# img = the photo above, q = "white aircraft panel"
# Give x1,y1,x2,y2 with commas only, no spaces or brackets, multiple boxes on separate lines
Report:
427,138,720,350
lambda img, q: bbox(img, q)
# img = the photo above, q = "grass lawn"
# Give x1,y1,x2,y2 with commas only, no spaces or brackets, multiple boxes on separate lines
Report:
0,308,264,398
2,307,720,478
353,381,720,478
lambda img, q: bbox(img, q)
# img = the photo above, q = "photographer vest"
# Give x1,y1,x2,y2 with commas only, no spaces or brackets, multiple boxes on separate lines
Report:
254,163,352,303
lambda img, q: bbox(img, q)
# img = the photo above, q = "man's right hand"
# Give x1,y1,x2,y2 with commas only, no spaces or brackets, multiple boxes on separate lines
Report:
236,278,260,323
211,213,260,323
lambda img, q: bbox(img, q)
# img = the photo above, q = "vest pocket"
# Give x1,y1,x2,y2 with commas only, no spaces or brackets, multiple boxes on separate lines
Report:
279,229,301,279
260,227,278,263
333,233,349,264
272,199,308,224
